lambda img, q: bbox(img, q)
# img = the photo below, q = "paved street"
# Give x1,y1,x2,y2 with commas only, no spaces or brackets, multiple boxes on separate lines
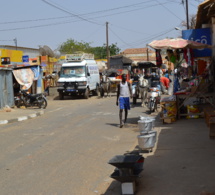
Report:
0,95,147,195
1,94,215,195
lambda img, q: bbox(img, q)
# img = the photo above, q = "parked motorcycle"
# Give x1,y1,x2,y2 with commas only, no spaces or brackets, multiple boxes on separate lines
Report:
132,80,139,104
14,90,47,109
147,87,160,114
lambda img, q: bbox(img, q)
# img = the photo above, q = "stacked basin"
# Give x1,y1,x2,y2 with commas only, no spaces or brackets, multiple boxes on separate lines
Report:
137,116,157,150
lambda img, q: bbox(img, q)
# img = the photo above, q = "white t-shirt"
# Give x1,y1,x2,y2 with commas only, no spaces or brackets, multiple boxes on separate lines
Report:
119,82,130,97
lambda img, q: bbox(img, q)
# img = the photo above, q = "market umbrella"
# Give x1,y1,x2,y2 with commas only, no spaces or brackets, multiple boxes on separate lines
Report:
148,38,212,50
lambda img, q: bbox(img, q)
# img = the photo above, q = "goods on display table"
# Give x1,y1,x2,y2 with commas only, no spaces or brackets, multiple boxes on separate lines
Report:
148,38,214,121
160,96,177,124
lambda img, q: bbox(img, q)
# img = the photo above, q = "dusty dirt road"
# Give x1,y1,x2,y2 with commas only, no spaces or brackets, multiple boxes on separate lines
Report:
0,95,148,195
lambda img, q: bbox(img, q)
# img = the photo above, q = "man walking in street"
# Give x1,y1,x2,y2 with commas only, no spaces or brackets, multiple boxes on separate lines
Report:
116,74,132,128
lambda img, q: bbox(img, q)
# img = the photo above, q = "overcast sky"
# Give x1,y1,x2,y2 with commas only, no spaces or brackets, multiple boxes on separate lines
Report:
0,0,202,52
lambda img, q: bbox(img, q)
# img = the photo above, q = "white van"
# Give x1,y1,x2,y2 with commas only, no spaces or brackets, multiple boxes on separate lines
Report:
57,53,100,99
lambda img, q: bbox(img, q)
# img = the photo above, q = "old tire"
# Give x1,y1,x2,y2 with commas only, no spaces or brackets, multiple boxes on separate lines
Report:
38,97,47,109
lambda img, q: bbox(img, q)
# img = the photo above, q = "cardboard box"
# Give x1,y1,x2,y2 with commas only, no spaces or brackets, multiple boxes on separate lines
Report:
163,118,172,124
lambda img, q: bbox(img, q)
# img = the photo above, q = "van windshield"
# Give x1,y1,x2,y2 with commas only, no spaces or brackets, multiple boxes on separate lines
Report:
60,66,86,77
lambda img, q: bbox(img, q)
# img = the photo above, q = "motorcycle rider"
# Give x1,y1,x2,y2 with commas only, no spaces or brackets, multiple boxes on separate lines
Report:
151,71,161,90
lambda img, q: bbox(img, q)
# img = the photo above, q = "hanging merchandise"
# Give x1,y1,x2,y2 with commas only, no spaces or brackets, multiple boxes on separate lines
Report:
173,77,180,93
183,48,194,67
30,66,41,81
155,49,162,67
12,68,34,90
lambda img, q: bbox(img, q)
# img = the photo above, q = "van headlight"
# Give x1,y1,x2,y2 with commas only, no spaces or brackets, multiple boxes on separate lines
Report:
57,82,64,87
78,81,87,86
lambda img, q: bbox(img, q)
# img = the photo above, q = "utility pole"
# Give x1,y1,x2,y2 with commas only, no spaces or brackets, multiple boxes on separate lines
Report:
185,0,189,29
106,22,110,69
146,47,149,61
13,38,17,50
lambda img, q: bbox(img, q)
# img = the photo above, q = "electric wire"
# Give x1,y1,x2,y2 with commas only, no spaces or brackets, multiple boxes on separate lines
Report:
155,0,183,20
0,1,179,32
109,27,134,48
0,0,199,49
118,27,175,49
1,0,178,26
41,0,102,25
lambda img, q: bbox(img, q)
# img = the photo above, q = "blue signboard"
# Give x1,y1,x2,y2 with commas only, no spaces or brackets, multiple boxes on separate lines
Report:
182,28,212,57
22,55,29,62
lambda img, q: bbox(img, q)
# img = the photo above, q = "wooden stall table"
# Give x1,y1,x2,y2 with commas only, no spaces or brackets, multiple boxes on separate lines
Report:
175,92,214,119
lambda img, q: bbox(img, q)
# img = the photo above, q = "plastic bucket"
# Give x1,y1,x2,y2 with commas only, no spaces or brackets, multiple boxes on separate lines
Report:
137,133,156,149
138,119,153,133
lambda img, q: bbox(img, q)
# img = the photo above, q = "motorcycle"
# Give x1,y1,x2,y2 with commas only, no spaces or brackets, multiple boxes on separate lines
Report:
14,90,47,109
147,87,160,114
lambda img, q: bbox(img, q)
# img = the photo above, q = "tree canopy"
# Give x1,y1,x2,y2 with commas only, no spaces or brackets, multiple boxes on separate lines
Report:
59,39,120,59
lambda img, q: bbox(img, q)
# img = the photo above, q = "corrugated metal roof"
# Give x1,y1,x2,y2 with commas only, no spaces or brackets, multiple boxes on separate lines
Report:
196,0,215,29
0,45,39,51
121,48,154,54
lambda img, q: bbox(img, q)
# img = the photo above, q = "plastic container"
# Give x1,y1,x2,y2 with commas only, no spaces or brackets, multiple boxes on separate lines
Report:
139,116,156,128
137,133,156,149
138,119,153,133
148,118,156,128
147,130,157,143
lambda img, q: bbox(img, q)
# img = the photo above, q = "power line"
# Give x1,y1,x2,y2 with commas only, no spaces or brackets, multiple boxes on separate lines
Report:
41,0,102,25
155,0,183,20
0,1,180,32
0,0,177,26
109,27,134,48
118,27,175,49
0,39,13,42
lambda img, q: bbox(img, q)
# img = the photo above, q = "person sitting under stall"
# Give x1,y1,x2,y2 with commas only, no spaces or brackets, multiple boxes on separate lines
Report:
160,76,171,95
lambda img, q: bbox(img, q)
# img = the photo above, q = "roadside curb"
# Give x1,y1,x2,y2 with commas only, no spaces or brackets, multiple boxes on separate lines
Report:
0,110,45,125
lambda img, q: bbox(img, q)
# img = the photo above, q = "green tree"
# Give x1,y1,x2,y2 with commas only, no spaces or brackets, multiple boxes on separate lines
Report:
59,39,120,59
59,39,92,54
91,43,120,59
109,43,120,56
90,45,106,59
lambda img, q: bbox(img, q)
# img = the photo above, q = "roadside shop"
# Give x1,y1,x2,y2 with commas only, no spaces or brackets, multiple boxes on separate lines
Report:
148,38,213,124
0,67,14,109
11,64,44,95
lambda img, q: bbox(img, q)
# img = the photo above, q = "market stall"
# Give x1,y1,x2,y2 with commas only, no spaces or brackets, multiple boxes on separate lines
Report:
148,38,213,122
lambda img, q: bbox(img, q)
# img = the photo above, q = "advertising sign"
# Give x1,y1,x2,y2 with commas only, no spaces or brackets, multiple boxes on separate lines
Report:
182,28,212,57
1,57,10,65
22,55,29,62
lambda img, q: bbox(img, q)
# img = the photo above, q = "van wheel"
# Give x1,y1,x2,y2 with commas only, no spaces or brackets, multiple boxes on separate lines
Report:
59,92,64,100
84,88,89,99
